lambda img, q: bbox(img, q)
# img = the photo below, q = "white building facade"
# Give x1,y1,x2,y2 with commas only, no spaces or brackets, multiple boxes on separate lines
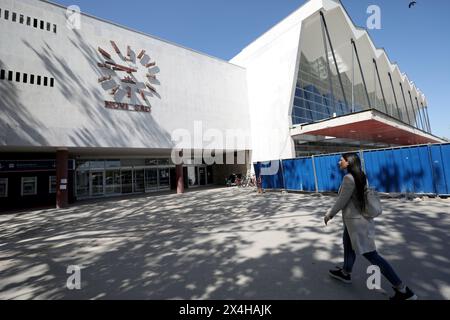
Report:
0,0,444,210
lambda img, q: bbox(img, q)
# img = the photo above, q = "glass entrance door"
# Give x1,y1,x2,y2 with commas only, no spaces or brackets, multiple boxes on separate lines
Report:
91,171,104,196
199,167,207,186
121,170,133,194
134,169,145,193
207,166,213,184
76,171,89,198
159,168,170,190
187,166,199,187
145,168,158,192
105,170,121,195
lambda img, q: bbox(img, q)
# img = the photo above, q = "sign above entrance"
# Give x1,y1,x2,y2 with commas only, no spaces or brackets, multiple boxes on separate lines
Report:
97,41,160,113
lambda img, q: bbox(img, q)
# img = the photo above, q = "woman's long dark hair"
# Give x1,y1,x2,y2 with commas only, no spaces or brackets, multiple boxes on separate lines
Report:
343,153,367,210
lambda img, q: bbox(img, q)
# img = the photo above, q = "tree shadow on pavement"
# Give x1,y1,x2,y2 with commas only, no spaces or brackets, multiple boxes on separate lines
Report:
0,188,448,300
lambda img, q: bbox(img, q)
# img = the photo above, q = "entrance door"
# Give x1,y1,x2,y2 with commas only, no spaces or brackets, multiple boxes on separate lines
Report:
159,168,170,190
199,167,207,186
121,170,133,194
76,171,89,198
145,168,158,192
187,166,199,187
207,166,213,185
134,169,145,193
105,170,121,195
91,171,104,196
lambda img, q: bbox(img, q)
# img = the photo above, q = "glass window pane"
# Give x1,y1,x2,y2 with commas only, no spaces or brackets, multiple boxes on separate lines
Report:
145,169,158,191
21,177,37,196
134,169,145,193
199,167,207,186
159,168,170,189
91,172,104,196
105,170,121,194
76,160,90,170
76,171,89,198
105,160,121,168
0,178,8,197
89,160,105,169
121,170,133,194
121,159,145,167
49,176,56,193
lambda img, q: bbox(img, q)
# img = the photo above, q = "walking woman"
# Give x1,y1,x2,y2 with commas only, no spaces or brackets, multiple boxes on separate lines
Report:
324,153,417,300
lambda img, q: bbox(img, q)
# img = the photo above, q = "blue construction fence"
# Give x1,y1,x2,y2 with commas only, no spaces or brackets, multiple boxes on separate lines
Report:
254,143,450,196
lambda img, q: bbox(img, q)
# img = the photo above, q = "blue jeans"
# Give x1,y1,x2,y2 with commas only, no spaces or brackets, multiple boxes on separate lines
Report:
342,226,402,287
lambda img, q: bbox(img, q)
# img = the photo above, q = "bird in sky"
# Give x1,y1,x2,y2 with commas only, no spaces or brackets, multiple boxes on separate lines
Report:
409,1,417,8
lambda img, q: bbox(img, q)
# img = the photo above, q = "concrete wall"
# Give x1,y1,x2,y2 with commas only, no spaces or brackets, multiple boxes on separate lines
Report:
230,0,329,163
0,0,251,152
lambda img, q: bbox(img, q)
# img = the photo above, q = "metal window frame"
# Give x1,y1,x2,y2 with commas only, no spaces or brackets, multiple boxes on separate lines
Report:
21,176,38,196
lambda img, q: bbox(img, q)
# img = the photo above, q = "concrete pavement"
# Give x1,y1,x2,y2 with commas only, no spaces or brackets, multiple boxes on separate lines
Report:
0,187,449,300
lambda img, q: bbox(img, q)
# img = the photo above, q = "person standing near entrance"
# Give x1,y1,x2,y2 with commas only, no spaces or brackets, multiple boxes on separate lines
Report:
256,169,263,194
324,153,417,300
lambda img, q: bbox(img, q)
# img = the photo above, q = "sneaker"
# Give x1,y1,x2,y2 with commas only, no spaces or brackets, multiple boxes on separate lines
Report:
329,267,352,284
389,287,418,300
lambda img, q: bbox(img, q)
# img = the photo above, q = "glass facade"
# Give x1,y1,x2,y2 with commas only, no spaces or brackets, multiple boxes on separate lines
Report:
75,158,175,199
73,158,213,199
292,12,431,135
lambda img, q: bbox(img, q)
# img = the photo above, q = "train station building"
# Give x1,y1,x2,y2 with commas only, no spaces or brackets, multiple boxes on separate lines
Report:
0,0,444,210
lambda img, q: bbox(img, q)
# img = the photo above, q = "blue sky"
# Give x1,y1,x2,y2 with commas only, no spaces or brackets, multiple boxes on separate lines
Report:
53,0,450,139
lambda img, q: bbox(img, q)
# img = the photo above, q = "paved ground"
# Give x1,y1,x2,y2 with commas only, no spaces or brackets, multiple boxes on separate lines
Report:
0,187,449,300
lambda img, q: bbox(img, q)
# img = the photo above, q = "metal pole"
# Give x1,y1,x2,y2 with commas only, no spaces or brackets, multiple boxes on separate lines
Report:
413,98,420,127
419,105,425,130
399,82,412,126
388,73,402,122
320,11,349,111
320,13,336,117
420,102,431,133
409,91,423,130
423,106,430,133
373,58,389,115
352,41,355,113
351,39,371,110
416,97,427,132
425,106,432,133
419,104,427,131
